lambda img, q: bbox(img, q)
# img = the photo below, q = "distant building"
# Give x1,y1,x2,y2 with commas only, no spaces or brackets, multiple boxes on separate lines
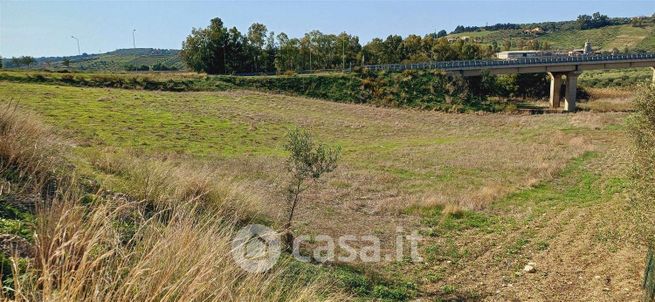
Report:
446,36,471,43
569,41,594,56
495,50,544,59
523,27,544,35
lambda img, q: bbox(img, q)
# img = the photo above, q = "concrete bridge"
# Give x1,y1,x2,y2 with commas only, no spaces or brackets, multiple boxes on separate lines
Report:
364,53,655,112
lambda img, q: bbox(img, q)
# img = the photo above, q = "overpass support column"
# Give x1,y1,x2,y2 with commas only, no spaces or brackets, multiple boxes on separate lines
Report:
564,72,581,112
548,72,563,108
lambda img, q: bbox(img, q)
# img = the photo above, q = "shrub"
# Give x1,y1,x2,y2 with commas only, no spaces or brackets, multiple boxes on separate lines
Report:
282,128,340,250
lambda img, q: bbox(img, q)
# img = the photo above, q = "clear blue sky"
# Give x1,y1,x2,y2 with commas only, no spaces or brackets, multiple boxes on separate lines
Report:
1,0,653,57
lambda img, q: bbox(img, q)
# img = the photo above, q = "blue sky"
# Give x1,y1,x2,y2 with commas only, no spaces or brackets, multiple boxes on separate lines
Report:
1,0,654,57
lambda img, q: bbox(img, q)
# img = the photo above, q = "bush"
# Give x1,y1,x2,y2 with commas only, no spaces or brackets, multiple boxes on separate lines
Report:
218,70,489,111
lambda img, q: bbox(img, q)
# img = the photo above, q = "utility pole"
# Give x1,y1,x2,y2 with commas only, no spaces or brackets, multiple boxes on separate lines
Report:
132,29,136,48
71,36,80,55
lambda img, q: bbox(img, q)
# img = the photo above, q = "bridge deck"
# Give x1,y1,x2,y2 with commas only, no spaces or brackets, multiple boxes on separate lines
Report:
364,53,655,77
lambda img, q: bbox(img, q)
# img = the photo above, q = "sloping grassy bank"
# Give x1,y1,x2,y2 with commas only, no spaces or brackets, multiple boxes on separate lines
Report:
0,70,234,92
216,70,493,111
0,70,496,112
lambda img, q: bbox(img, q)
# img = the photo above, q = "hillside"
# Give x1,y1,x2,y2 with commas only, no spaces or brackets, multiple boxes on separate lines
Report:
3,48,185,71
449,23,655,52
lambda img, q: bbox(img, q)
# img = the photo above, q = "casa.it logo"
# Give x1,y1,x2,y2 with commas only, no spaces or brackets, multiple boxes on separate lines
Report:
231,224,423,273
231,224,281,273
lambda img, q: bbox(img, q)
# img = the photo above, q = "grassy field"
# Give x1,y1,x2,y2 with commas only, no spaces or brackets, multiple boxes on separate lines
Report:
0,80,644,300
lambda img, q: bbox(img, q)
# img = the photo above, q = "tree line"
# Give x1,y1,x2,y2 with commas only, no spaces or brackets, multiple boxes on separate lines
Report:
181,18,496,75
452,12,632,34
2,56,37,68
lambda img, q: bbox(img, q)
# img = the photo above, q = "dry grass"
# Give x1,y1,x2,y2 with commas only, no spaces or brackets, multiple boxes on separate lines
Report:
0,103,70,194
11,194,341,302
586,87,635,100
0,104,345,301
87,148,263,222
579,87,636,112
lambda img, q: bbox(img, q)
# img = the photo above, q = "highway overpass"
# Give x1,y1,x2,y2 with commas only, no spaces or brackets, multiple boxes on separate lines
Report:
364,53,655,112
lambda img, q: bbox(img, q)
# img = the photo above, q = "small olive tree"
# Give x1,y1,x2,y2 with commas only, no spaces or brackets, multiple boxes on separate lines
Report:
282,128,340,249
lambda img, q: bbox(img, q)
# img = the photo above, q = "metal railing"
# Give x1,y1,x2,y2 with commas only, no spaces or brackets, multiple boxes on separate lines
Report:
363,53,655,72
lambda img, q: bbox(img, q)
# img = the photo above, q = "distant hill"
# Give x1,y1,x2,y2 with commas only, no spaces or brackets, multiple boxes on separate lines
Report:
3,48,185,71
448,16,655,52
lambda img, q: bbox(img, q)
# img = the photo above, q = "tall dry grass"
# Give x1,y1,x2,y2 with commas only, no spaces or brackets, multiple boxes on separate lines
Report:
628,85,655,300
11,194,341,301
0,103,345,301
0,103,71,196
87,148,263,223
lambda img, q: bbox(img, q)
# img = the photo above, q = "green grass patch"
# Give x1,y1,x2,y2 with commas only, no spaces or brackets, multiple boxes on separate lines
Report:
409,204,497,234
286,260,417,301
495,151,603,212
0,196,34,240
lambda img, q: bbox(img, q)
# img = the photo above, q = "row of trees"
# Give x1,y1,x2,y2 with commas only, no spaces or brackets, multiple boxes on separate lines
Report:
452,12,631,35
180,12,651,75
181,18,494,75
451,23,521,34
575,12,612,30
3,56,37,68
181,18,276,74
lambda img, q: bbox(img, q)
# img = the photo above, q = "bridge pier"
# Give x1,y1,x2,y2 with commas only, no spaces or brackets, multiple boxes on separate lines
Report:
564,72,581,112
548,72,562,108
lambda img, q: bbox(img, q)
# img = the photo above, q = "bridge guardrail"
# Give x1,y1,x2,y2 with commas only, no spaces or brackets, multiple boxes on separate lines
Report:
363,53,655,72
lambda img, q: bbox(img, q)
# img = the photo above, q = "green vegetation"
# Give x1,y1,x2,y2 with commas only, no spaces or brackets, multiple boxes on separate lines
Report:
0,69,513,111
449,13,655,53
2,48,184,72
330,265,417,300
180,17,494,75
0,70,232,92
580,68,653,88
220,69,499,111
629,85,655,300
